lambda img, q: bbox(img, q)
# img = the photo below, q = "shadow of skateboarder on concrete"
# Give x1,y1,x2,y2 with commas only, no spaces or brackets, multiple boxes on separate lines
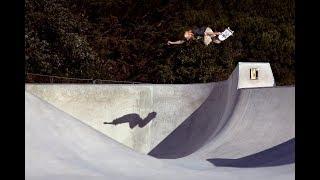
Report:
104,112,157,129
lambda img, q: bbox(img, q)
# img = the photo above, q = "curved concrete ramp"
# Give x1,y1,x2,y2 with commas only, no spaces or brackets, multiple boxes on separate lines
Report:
148,70,240,158
149,87,295,159
26,92,294,180
148,63,293,159
25,83,215,154
25,62,295,179
208,138,295,167
187,87,295,160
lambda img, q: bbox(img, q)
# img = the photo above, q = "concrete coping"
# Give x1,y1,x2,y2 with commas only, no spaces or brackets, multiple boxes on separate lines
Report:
237,62,275,89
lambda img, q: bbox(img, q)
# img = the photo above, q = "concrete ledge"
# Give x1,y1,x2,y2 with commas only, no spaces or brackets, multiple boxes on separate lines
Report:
237,62,275,89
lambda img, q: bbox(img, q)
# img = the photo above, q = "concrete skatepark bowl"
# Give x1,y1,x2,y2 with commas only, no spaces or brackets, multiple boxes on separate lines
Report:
25,62,295,180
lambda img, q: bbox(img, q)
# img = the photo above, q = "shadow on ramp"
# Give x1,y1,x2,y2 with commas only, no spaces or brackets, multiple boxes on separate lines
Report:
207,138,295,167
148,78,239,158
104,112,157,129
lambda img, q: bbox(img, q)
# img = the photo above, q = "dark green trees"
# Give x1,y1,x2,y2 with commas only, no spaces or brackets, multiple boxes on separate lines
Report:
25,0,295,85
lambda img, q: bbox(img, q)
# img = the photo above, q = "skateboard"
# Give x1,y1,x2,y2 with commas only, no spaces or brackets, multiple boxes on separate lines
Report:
218,27,234,41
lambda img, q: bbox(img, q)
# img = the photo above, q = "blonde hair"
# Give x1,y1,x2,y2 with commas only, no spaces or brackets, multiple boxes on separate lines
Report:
184,30,194,40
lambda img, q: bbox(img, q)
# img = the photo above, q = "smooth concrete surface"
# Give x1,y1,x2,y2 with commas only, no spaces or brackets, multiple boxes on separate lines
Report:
149,66,240,158
148,75,293,159
25,83,214,154
179,87,295,160
26,62,279,154
25,62,295,179
26,92,294,180
208,138,295,167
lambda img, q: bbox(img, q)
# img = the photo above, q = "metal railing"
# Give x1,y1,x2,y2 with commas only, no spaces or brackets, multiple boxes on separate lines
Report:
25,73,144,84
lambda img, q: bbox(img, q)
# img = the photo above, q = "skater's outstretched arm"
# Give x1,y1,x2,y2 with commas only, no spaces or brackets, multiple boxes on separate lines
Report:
104,121,115,125
167,40,185,45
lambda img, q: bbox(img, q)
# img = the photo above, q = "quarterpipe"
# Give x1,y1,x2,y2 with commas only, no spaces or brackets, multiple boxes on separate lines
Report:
25,62,295,180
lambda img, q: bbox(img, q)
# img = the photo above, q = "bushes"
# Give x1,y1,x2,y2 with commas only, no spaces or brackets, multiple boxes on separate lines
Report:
25,0,295,85
25,0,98,78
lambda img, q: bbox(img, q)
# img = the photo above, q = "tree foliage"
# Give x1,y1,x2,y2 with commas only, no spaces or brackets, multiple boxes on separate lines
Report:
25,0,295,85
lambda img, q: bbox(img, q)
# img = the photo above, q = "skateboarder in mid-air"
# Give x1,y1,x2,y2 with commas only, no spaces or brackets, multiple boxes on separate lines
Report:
167,26,234,46
104,112,157,129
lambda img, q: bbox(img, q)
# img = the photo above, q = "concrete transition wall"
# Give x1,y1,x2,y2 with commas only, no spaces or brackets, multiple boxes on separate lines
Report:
26,83,215,154
25,62,295,180
25,62,293,156
25,91,294,180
